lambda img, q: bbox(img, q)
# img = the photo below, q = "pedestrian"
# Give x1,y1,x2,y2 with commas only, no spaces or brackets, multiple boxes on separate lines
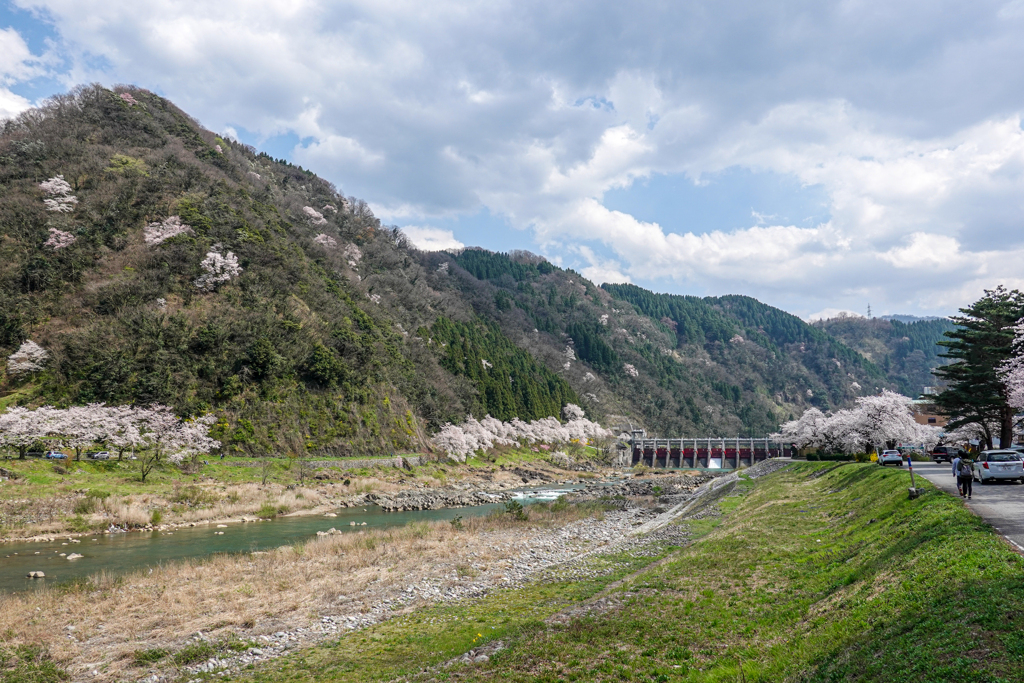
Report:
958,458,974,500
951,452,963,495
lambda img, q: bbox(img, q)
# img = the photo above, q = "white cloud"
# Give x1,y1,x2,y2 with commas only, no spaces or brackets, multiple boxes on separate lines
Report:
400,226,464,251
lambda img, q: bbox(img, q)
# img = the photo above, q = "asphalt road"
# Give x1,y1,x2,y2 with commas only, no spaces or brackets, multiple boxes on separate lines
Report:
911,460,1024,553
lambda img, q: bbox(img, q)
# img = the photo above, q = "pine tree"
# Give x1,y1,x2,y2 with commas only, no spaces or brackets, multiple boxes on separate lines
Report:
933,286,1024,449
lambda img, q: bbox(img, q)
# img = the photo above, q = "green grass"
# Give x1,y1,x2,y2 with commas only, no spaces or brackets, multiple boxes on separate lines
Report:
0,644,68,682
442,463,1024,682
226,463,1024,682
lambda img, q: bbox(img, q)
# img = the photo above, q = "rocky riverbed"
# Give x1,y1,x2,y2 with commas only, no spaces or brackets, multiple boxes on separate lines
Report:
164,466,796,683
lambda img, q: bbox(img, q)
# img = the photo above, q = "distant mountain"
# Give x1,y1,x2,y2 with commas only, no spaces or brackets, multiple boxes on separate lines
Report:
812,315,955,397
880,314,947,324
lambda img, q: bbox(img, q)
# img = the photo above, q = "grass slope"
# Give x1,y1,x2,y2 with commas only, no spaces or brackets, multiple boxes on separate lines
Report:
233,463,1023,683
446,464,1024,682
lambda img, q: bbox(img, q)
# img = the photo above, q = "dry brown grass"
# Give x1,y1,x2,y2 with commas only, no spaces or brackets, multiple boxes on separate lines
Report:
0,501,606,681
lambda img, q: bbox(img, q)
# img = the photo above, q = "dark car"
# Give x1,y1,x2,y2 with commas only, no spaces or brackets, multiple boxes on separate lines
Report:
931,446,963,463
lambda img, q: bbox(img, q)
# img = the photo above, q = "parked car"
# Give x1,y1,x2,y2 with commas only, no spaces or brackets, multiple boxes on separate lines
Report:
44,451,67,459
930,445,963,463
87,451,111,460
877,450,904,466
973,450,1024,484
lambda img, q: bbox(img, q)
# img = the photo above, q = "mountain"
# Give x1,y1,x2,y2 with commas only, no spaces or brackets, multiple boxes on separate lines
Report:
811,314,955,396
0,85,901,452
880,314,945,324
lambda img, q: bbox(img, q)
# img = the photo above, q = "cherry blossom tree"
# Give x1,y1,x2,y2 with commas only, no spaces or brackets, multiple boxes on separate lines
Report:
144,216,194,246
563,404,586,421
780,390,935,454
44,228,76,249
313,233,337,249
195,247,242,291
1000,319,1024,409
434,423,472,461
0,406,47,459
302,206,328,226
342,244,362,268
167,414,220,465
39,175,78,213
119,92,138,106
623,363,639,378
6,340,49,377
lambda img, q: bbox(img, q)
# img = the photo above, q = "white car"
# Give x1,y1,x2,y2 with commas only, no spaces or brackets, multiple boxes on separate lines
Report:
973,450,1024,484
877,450,904,466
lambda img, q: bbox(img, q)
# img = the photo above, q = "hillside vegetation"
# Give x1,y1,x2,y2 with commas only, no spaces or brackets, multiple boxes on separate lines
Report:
812,314,955,396
1,85,916,454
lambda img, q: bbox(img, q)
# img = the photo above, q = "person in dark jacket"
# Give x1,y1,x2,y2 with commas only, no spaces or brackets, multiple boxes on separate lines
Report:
958,458,974,500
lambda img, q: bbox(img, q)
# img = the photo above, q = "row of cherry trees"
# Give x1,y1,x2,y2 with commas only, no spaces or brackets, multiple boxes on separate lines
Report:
434,404,612,461
0,404,219,469
777,390,940,454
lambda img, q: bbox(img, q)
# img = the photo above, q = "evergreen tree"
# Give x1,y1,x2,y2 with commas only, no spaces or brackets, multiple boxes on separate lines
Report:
934,286,1024,449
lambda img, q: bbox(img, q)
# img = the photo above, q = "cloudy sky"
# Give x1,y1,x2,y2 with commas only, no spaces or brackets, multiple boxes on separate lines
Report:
5,0,1024,319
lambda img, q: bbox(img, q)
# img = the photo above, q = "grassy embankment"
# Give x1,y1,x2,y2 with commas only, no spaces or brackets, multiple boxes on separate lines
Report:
230,462,1024,682
0,446,593,538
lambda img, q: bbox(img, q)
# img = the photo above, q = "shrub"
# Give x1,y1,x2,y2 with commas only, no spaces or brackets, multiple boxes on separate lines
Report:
450,515,463,530
72,497,97,515
131,648,168,666
150,510,162,525
256,503,278,519
504,499,528,521
173,642,215,666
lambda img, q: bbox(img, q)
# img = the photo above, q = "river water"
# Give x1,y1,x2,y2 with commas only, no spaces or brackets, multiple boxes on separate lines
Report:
0,486,579,594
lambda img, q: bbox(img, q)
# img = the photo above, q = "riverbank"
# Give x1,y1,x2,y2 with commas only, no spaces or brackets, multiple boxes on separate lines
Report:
0,468,717,682
51,458,1018,683
0,448,601,542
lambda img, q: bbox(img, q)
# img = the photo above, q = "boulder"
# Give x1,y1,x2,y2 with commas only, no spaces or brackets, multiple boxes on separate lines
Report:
66,553,83,560
27,571,45,578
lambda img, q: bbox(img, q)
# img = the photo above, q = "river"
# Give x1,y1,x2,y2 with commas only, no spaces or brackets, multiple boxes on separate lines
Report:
0,486,579,594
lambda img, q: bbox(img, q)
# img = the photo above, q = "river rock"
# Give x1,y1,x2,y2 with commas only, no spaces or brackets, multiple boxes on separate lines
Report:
66,553,83,560
27,571,45,578
365,488,515,512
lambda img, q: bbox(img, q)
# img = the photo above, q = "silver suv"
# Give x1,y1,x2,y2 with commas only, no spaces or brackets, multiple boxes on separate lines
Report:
973,450,1024,484
877,450,904,466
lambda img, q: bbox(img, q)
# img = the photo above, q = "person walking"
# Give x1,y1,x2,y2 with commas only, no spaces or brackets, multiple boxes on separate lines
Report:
951,452,963,496
958,458,974,500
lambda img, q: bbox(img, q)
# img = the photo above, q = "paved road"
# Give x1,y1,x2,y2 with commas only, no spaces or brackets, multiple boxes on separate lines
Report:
911,460,1024,553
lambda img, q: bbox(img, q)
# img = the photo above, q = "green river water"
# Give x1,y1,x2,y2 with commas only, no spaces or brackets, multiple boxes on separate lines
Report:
0,486,579,593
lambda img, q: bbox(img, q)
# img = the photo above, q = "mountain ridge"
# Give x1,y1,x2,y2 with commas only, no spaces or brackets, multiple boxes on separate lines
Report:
0,85,938,454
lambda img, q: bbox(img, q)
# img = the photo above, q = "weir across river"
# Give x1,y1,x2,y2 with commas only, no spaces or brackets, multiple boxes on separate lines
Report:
628,435,787,469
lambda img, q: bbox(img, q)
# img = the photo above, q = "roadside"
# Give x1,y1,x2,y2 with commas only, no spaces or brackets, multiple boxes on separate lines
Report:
913,460,1024,553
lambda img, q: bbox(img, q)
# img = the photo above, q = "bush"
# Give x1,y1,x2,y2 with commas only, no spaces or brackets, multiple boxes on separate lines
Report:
256,503,278,519
173,642,215,666
504,499,529,521
150,510,162,525
131,648,168,667
72,497,98,515
806,452,819,461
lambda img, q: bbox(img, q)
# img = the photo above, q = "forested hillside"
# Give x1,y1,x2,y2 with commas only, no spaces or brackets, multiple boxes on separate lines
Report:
812,314,954,396
0,85,915,454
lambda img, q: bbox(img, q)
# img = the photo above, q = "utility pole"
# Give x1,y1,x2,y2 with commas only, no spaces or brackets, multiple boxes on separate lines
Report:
867,303,872,318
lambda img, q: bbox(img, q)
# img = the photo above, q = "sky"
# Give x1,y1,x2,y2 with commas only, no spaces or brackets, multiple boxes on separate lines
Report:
4,1,1024,319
